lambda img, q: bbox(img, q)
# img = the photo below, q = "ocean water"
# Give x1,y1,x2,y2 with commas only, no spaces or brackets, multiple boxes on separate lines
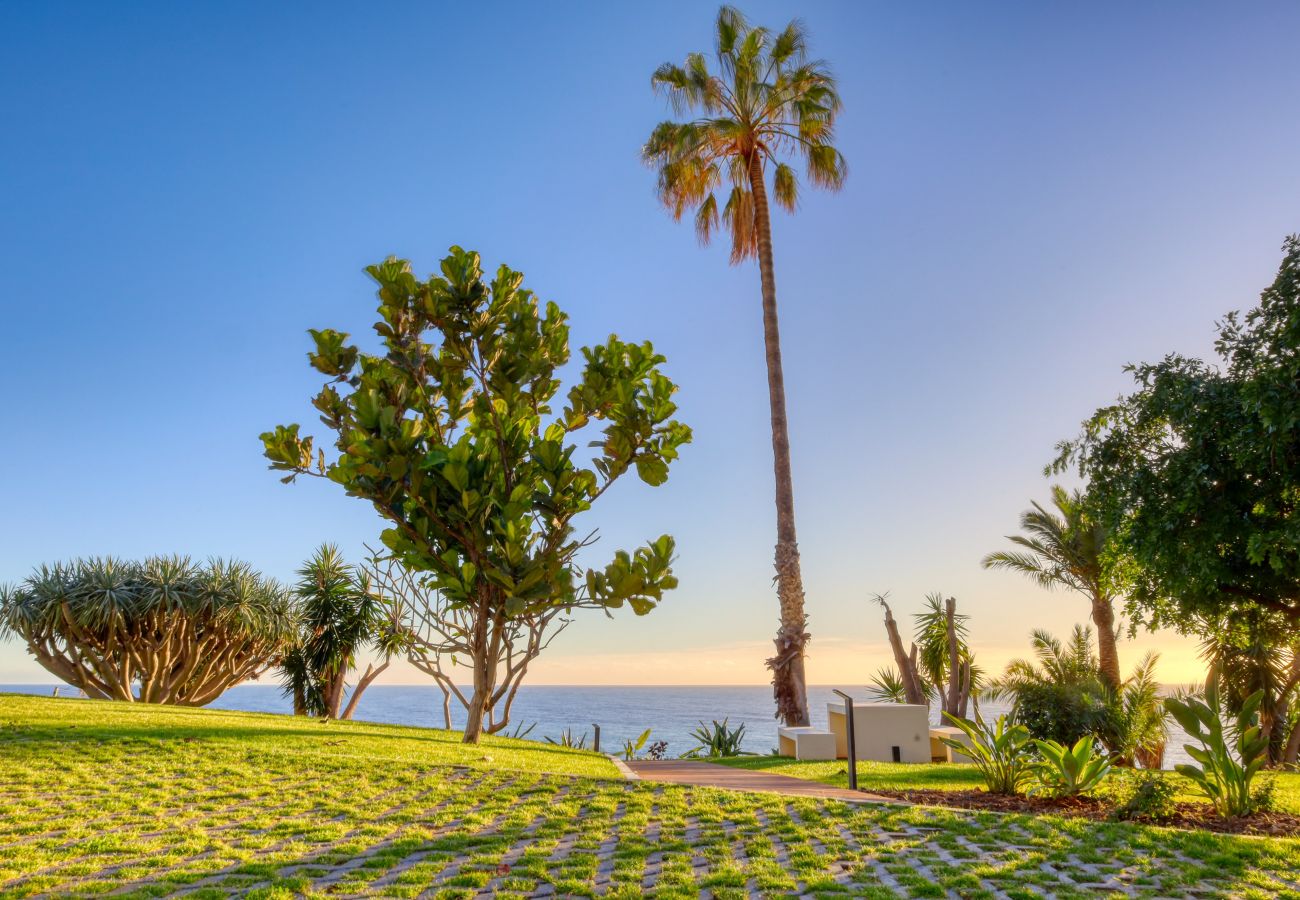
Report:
0,682,1195,766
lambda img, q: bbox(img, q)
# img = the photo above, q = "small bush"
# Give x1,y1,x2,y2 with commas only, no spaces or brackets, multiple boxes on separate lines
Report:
1030,737,1113,798
1013,681,1112,746
1106,770,1177,822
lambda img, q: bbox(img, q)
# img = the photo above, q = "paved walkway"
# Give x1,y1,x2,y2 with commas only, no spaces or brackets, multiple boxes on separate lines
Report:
621,758,890,803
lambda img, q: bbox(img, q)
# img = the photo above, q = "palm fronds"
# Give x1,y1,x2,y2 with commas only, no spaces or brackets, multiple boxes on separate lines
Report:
643,5,846,263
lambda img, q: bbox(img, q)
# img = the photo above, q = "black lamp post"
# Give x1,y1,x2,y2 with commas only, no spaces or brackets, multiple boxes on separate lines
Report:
832,689,858,791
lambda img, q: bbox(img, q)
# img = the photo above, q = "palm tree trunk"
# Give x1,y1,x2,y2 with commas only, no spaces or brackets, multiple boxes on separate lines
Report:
748,151,810,728
1091,594,1122,693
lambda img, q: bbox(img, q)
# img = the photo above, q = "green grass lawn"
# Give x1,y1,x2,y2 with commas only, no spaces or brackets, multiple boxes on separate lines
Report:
3,695,1300,898
712,755,1300,814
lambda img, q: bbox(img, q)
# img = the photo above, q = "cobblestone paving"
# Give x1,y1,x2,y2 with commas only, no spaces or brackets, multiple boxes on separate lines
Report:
4,758,1300,899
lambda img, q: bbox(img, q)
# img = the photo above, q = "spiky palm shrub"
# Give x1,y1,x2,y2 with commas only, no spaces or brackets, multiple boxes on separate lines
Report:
289,544,386,719
988,627,1167,765
0,557,295,705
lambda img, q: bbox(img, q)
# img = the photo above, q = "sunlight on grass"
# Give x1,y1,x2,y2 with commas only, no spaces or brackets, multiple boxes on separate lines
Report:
3,695,1300,898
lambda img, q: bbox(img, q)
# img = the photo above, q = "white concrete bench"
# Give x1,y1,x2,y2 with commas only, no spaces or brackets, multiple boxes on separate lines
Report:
827,702,931,763
929,725,975,763
777,726,837,761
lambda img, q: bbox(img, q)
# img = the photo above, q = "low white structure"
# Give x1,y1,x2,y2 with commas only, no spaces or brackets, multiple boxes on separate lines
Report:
826,701,930,763
929,725,975,763
777,726,837,761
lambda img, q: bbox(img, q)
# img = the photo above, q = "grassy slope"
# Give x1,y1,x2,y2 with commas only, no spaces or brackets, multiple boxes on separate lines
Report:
3,695,1300,899
0,694,619,779
714,755,1300,814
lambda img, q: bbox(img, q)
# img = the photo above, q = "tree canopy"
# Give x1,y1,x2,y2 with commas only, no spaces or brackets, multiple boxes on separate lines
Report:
642,5,846,262
1054,236,1300,630
0,557,295,705
261,246,691,741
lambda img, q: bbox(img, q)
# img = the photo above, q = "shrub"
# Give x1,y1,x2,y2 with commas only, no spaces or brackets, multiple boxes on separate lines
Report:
1030,737,1113,798
0,557,295,705
1014,680,1112,745
940,712,1034,795
544,728,588,749
1166,677,1271,817
622,729,652,760
685,719,750,757
1106,770,1177,822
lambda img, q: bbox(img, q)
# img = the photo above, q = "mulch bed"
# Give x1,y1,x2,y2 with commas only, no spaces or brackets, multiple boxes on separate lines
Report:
871,788,1300,837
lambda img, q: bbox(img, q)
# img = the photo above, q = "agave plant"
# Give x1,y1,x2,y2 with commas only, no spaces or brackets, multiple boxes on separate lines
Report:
0,557,296,705
544,728,589,750
685,718,751,758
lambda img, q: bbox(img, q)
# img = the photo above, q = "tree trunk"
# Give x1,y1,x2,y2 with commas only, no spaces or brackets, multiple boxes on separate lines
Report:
944,597,965,718
877,597,927,705
324,670,347,719
462,603,501,744
749,151,810,728
1284,717,1300,768
1090,593,1122,693
340,660,388,721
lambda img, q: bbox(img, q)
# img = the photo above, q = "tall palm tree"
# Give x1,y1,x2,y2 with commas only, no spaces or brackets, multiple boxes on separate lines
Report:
982,486,1122,692
643,6,846,726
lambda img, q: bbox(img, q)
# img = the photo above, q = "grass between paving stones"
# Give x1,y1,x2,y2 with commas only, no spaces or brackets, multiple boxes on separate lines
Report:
2,695,1300,898
713,755,1300,815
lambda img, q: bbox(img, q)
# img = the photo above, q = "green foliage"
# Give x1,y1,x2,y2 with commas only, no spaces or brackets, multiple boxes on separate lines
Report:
1054,236,1300,629
989,627,1110,744
1012,681,1111,746
990,627,1167,765
282,544,389,718
261,247,689,618
939,712,1034,796
982,486,1111,596
622,728,652,761
261,247,691,740
1030,737,1113,798
1197,608,1300,765
1108,652,1170,769
867,666,923,704
685,718,751,758
544,728,589,750
643,6,846,262
1105,770,1178,822
0,557,295,705
913,593,975,689
1166,676,1272,817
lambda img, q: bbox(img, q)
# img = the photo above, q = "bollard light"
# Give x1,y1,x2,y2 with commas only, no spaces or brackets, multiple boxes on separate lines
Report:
832,689,858,791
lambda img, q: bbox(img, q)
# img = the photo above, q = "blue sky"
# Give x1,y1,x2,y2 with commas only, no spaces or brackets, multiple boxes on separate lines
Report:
2,1,1298,684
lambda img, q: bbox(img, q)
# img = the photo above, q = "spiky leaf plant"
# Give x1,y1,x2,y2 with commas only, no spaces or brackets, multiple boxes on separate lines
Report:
0,557,295,705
